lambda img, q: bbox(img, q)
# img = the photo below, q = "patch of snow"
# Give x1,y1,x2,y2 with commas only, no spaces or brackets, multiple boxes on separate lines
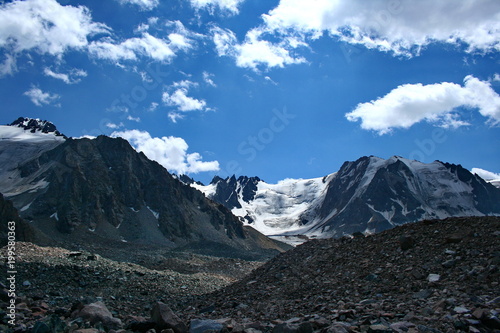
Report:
192,182,216,197
20,201,33,212
50,212,59,221
147,206,159,219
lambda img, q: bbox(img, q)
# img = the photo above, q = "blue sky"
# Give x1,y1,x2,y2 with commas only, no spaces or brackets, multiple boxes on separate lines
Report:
0,0,499,184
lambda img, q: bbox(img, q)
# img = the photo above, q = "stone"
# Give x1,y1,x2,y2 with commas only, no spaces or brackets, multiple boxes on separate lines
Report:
413,289,433,299
31,314,68,333
151,301,187,333
127,319,156,332
445,234,464,244
482,313,500,329
162,329,176,333
389,322,416,333
325,323,350,333
399,235,415,251
359,299,377,305
73,301,122,330
189,319,223,333
31,322,51,333
427,274,440,282
441,259,457,268
453,306,470,314
272,321,313,333
68,251,83,258
411,269,425,280
472,308,487,319
367,324,391,332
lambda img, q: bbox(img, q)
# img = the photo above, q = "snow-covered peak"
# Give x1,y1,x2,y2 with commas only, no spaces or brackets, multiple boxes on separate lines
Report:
0,125,66,143
1,117,66,143
8,117,66,139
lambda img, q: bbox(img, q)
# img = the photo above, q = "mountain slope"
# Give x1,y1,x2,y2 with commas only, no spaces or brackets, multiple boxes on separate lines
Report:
0,122,289,258
194,156,500,241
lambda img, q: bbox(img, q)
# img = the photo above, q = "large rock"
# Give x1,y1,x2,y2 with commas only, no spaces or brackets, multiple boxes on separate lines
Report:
72,301,122,330
151,301,187,333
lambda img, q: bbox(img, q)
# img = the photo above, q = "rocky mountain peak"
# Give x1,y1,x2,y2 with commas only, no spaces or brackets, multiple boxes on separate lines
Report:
9,117,66,138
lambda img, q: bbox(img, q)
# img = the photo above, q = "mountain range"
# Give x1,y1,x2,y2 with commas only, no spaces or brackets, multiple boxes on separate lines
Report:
0,118,289,258
1,117,499,250
191,156,500,244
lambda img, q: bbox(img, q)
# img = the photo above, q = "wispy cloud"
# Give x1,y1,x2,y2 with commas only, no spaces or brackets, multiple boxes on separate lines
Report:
112,129,220,174
346,76,500,134
23,86,60,107
0,54,16,77
188,0,245,15
105,122,124,129
116,0,159,11
43,67,87,84
88,21,196,63
203,71,216,87
127,115,141,122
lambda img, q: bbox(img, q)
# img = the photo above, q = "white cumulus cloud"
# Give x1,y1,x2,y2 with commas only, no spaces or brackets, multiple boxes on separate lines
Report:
111,129,219,174
261,0,500,56
471,168,500,181
211,26,306,71
0,0,109,56
162,80,209,122
23,86,60,107
345,75,500,135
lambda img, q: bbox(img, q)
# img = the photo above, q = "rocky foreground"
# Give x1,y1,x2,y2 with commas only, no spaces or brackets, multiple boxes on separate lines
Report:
1,216,500,332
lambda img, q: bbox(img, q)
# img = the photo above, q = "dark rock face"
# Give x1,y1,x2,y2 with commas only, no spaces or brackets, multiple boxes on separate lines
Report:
209,175,261,210
6,136,287,257
305,156,500,237
0,193,36,246
9,117,66,138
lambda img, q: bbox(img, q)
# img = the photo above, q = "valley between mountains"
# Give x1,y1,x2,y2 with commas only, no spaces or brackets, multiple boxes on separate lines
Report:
1,118,499,332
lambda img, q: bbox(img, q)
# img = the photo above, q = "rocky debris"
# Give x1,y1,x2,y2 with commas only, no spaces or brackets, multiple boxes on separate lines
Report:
188,216,500,332
0,216,499,332
0,242,262,332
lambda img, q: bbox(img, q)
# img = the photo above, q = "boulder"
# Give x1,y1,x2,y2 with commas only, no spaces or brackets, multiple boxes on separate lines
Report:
151,301,188,333
72,301,122,330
